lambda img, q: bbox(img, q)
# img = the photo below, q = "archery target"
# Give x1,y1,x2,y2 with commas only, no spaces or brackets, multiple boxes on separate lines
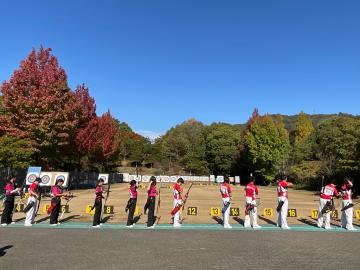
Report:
26,166,42,185
170,176,178,183
98,174,109,184
26,174,38,184
53,172,69,187
216,175,224,183
40,172,52,186
161,176,170,182
210,175,216,182
129,175,141,182
141,175,151,183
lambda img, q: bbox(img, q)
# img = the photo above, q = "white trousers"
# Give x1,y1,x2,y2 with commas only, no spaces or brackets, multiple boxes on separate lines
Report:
277,197,289,228
173,199,182,226
341,200,354,230
25,196,38,225
244,197,259,227
222,198,231,227
317,198,331,229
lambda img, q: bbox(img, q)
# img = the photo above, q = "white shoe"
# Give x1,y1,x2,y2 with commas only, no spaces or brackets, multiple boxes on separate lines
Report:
281,226,291,230
1,223,7,226
173,224,182,228
253,225,262,229
126,225,134,228
224,225,232,229
324,226,332,230
147,225,155,229
347,227,357,231
92,225,100,228
57,222,61,225
24,223,32,227
11,222,16,225
50,224,58,226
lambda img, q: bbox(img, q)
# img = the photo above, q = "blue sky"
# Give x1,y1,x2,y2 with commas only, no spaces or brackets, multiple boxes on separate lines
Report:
0,0,359,139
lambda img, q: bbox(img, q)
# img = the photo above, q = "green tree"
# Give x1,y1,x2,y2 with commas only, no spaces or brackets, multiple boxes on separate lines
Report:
315,116,360,176
292,111,315,163
205,123,240,175
156,119,208,175
242,114,290,181
0,136,34,168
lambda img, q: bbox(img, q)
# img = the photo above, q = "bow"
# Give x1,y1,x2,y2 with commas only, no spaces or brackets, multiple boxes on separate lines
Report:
181,183,193,211
59,192,74,219
34,184,42,218
100,178,111,222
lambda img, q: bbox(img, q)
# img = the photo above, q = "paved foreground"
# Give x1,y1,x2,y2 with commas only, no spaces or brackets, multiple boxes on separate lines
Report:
0,226,359,270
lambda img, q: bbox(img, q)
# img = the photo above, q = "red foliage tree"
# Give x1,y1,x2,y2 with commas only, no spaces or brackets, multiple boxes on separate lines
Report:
0,47,78,167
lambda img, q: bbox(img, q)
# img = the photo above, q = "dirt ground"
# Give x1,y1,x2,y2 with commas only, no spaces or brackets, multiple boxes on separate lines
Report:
4,183,360,226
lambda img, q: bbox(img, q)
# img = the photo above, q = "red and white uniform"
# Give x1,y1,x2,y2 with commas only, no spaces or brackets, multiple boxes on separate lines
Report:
173,183,183,200
277,181,289,198
25,182,40,226
341,183,356,230
129,186,137,199
317,184,339,229
320,184,339,201
220,183,232,228
277,180,290,229
244,182,260,228
245,183,258,201
173,183,183,227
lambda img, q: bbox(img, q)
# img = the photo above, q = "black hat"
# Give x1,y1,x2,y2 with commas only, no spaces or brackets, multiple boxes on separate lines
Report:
177,178,184,184
130,180,137,186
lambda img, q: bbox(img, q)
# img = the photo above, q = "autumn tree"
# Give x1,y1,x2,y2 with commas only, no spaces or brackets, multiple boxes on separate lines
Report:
0,47,79,168
76,111,120,170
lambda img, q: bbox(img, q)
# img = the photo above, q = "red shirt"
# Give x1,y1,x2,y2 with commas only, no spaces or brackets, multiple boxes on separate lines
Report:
29,182,39,197
320,184,339,200
5,183,15,197
95,185,103,200
173,183,182,200
129,186,137,199
277,180,289,198
341,184,352,200
52,186,61,197
148,185,157,197
220,183,232,198
245,182,258,200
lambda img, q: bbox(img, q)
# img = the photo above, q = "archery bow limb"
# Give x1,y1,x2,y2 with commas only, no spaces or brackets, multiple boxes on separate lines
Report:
181,183,193,211
100,180,111,223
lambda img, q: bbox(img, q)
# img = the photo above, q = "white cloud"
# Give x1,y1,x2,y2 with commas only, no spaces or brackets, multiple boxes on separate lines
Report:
136,130,162,142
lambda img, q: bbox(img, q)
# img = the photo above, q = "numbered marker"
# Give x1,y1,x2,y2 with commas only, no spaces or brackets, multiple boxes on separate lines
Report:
331,210,338,219
86,205,95,215
230,208,240,217
187,207,197,215
15,203,24,212
134,206,139,216
103,205,114,214
355,210,360,219
210,207,221,217
42,204,51,214
60,205,70,213
311,209,319,219
263,208,274,217
287,209,297,217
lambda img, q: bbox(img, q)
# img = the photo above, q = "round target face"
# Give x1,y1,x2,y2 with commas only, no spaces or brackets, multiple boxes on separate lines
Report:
27,174,37,183
56,175,66,182
41,175,51,184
